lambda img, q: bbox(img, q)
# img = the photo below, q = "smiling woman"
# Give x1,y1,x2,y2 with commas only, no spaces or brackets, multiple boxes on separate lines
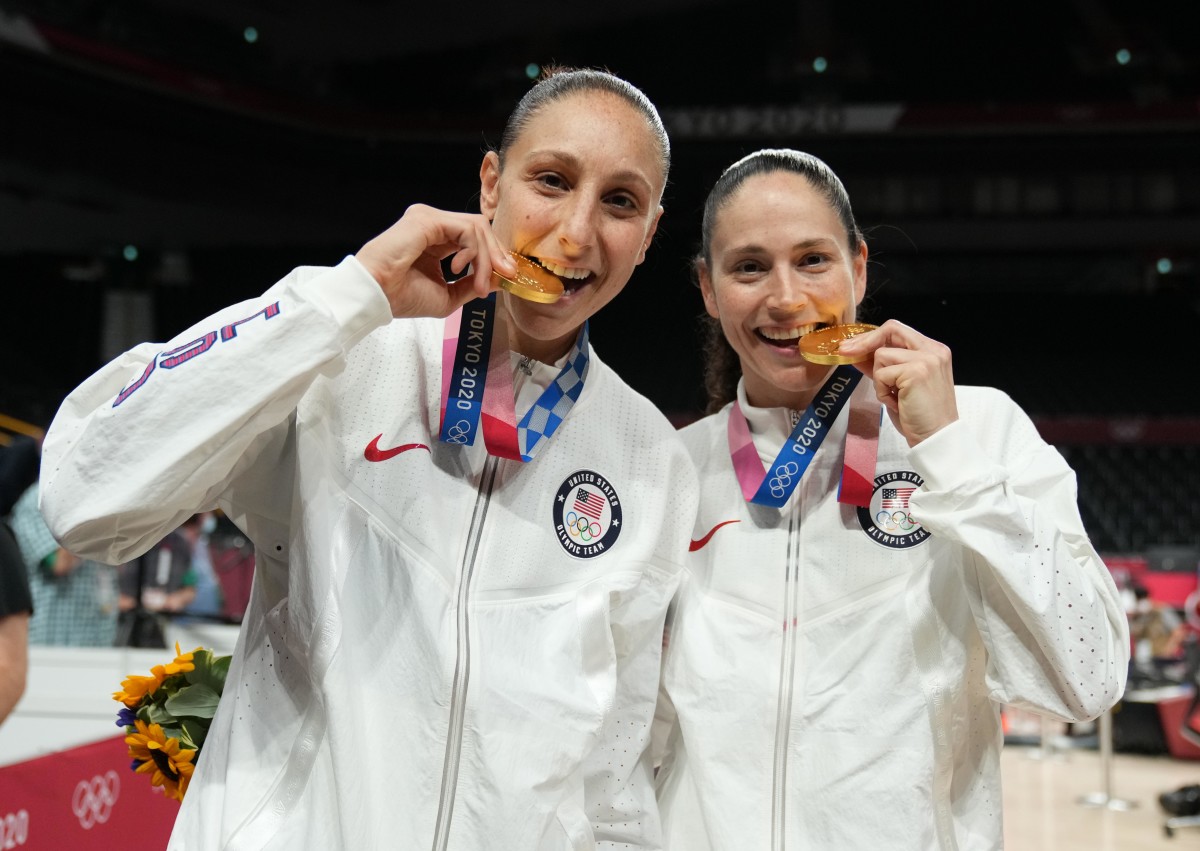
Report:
653,148,1131,851
473,69,669,363
696,158,867,411
38,67,698,851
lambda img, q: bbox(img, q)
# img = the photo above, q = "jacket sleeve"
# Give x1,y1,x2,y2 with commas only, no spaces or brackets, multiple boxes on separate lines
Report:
39,257,391,564
907,391,1129,722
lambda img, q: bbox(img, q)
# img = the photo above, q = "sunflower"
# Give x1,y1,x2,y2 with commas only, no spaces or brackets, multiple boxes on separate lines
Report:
112,643,200,708
160,642,198,677
126,720,196,801
112,672,164,709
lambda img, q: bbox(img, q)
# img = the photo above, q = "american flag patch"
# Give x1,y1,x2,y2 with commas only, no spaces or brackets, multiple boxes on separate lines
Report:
881,487,916,510
574,488,604,519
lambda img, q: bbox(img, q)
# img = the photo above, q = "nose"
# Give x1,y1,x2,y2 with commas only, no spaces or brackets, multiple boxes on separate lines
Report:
557,195,597,255
765,268,809,313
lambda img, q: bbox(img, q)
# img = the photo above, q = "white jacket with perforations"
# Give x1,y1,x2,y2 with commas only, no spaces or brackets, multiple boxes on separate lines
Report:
655,380,1128,850
41,257,697,851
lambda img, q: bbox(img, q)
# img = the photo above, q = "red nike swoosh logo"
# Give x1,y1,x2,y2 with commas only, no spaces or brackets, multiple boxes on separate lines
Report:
364,434,430,462
689,519,740,551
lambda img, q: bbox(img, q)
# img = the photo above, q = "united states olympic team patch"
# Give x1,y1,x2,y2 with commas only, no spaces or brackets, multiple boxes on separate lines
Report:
856,470,932,550
553,470,622,558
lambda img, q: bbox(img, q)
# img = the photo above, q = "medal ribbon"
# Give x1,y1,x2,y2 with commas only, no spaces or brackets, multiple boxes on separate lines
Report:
728,366,865,508
440,297,589,463
837,395,882,508
514,324,590,462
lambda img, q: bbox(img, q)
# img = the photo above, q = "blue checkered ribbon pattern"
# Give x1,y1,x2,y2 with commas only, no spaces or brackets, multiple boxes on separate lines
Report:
517,322,590,462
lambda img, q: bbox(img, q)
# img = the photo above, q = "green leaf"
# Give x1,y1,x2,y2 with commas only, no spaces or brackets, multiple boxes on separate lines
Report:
186,650,230,695
179,717,207,752
210,654,231,687
142,702,176,727
159,673,189,699
165,683,221,720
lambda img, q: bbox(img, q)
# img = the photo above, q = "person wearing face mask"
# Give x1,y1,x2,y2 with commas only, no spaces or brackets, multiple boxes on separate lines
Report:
39,67,696,850
653,149,1129,850
176,512,225,623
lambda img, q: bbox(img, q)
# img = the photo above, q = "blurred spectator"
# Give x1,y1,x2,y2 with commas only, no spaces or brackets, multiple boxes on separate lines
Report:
1130,582,1186,662
177,512,224,622
208,511,255,622
9,482,117,646
0,522,32,724
115,525,196,647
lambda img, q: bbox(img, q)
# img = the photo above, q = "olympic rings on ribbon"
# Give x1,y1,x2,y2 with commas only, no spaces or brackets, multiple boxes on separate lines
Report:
768,461,800,499
444,420,472,444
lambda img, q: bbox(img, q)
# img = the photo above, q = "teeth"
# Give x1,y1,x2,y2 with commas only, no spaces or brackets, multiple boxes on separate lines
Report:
760,323,820,341
539,259,589,280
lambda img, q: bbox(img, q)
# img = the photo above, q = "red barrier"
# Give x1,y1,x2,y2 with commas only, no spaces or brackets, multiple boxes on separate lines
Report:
0,735,177,850
1158,693,1200,760
1104,555,1199,609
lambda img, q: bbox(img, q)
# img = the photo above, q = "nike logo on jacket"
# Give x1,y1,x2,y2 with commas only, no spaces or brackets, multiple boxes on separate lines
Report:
689,520,740,551
364,435,430,462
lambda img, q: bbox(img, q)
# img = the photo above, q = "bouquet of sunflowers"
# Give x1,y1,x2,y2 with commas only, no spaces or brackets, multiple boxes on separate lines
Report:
113,643,230,801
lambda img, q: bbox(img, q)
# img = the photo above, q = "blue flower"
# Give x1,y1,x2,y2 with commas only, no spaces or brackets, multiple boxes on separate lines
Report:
116,706,138,728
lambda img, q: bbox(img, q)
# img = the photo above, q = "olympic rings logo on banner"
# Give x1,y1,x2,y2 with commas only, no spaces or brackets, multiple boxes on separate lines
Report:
444,420,472,444
768,461,800,498
564,511,602,542
72,771,120,829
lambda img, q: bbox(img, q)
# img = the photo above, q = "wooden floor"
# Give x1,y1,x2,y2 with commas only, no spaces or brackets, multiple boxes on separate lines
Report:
1002,744,1200,849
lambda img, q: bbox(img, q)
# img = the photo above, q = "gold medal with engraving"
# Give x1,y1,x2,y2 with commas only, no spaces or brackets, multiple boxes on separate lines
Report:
492,253,564,304
799,323,879,365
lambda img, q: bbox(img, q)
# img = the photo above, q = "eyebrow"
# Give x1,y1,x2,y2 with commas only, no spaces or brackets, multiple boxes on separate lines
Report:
525,149,655,195
724,236,837,255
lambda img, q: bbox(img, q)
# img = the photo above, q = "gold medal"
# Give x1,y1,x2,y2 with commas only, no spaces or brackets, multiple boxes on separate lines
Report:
799,323,878,365
492,253,564,304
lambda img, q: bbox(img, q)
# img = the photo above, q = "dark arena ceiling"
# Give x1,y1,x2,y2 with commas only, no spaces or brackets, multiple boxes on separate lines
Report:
0,0,1197,420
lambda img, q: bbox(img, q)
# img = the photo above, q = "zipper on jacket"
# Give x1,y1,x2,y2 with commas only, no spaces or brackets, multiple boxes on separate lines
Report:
431,454,500,851
770,505,803,851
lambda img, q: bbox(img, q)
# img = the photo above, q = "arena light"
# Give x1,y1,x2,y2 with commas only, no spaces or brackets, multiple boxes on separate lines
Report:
1115,48,1131,65
123,245,139,262
1156,257,1173,274
525,63,540,80
244,26,259,44
813,56,828,74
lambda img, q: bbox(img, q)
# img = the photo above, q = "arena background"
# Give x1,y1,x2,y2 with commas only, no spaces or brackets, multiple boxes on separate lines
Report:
1,0,1196,556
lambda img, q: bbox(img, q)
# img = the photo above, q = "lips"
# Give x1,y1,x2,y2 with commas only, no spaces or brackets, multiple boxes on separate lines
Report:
755,322,828,349
532,256,594,294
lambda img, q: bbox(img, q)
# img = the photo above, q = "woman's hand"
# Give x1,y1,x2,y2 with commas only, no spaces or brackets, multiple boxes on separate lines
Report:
355,204,518,319
837,319,958,447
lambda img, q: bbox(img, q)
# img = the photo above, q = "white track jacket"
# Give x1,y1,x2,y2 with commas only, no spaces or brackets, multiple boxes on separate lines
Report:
41,258,697,850
655,380,1128,850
